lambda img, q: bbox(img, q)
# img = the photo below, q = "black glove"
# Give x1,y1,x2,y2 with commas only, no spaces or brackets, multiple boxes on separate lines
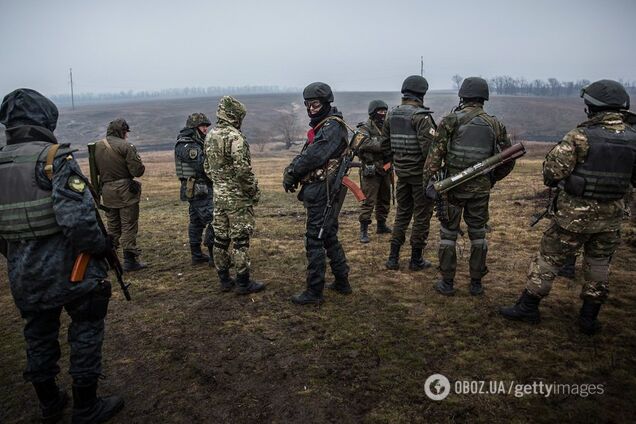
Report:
283,167,299,193
425,181,439,201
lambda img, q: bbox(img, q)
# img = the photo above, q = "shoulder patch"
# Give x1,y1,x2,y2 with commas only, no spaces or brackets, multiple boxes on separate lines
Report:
68,175,86,193
429,128,437,137
189,148,198,159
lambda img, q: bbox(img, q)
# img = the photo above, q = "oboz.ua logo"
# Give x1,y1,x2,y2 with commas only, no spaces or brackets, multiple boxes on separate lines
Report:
424,373,451,401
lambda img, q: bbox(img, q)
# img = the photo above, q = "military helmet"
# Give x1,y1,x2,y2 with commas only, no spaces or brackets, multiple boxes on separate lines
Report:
368,99,389,116
186,112,211,129
580,79,630,109
458,77,490,101
303,82,334,103
401,75,429,96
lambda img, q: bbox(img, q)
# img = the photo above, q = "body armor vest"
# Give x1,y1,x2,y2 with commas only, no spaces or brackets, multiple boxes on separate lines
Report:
563,125,636,200
389,105,428,155
174,140,201,179
447,109,496,171
0,142,62,240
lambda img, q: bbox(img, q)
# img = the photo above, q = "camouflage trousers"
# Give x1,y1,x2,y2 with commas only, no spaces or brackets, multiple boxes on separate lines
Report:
391,175,434,248
439,194,489,280
212,206,254,275
188,195,214,248
526,221,620,303
20,281,111,385
105,203,140,256
358,173,391,224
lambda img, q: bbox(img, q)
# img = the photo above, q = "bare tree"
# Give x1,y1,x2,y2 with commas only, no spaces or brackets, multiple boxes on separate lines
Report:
451,74,463,91
275,103,302,149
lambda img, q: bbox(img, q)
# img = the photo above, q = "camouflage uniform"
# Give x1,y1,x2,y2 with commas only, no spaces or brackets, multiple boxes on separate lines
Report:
0,89,123,421
423,102,513,291
204,96,263,293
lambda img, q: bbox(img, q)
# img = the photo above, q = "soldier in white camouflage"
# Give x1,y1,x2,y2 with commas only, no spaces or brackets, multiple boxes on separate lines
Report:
500,80,636,335
204,96,265,294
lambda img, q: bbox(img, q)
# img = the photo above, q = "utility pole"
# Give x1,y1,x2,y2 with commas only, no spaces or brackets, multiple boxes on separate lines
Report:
420,56,424,77
69,68,75,110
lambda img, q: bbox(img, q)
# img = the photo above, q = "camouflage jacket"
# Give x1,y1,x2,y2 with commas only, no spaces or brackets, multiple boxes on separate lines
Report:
545,111,636,233
204,96,259,210
1,127,108,311
423,103,512,196
356,118,387,175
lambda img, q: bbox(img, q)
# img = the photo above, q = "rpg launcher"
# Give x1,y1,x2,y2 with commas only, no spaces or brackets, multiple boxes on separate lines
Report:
433,143,526,194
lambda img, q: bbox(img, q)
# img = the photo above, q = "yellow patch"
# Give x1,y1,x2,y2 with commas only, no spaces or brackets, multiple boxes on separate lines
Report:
68,175,86,193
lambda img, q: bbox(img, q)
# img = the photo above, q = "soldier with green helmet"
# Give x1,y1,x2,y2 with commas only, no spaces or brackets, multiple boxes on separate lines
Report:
204,96,265,294
381,75,436,271
175,112,214,265
423,77,515,296
357,100,392,243
500,79,636,334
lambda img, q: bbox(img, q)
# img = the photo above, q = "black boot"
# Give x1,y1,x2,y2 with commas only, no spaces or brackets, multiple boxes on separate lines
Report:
327,276,352,295
291,290,325,305
376,220,392,234
409,247,432,271
359,222,370,244
217,269,235,292
71,384,124,424
558,256,576,279
469,278,483,296
123,251,147,272
385,243,401,270
499,290,542,324
434,278,456,296
579,300,602,335
190,243,210,265
235,271,265,295
33,379,68,424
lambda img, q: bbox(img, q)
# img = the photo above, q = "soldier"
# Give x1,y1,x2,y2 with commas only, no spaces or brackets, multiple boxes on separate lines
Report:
94,118,147,272
357,100,392,243
500,79,636,334
204,96,265,294
381,75,436,271
0,89,123,423
283,82,351,305
423,77,515,296
175,113,214,265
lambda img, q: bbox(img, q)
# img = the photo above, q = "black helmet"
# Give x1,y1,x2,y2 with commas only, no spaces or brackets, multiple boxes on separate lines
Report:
401,75,429,96
458,77,489,101
580,79,630,110
186,112,211,128
0,88,59,131
368,99,388,116
303,82,334,103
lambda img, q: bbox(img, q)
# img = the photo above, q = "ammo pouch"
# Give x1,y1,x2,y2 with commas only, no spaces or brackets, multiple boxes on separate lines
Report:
301,159,341,184
193,181,210,199
561,174,585,197
362,164,376,177
128,179,141,194
185,177,196,199
66,280,112,322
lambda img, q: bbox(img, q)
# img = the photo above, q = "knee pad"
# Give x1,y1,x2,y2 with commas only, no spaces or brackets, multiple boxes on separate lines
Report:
67,280,112,322
233,237,250,250
584,256,610,281
440,225,459,242
467,226,487,241
214,236,230,250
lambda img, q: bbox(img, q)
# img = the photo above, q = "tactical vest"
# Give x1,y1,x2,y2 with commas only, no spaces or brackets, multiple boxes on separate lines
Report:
174,140,201,179
563,125,636,200
447,109,496,170
389,105,428,155
0,142,62,240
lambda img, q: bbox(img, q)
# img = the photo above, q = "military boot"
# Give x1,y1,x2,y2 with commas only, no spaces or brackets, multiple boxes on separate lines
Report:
385,243,401,270
217,269,235,292
376,220,392,234
33,379,68,424
291,290,325,305
499,290,541,324
123,251,147,272
409,247,432,271
327,276,352,295
579,300,602,335
469,278,484,296
434,278,456,296
235,272,266,295
71,384,124,424
190,243,210,265
359,222,370,244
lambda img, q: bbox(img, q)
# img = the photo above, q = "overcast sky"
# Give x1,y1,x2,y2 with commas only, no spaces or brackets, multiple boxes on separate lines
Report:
1,0,635,96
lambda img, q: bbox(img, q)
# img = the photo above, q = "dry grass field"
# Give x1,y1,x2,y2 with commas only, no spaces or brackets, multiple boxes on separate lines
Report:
1,145,635,423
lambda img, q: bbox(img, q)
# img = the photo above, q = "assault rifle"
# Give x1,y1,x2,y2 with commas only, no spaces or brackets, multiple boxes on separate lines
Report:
529,187,557,227
87,142,101,199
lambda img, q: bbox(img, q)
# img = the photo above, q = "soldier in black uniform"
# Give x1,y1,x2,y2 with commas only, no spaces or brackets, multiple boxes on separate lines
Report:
0,89,123,423
382,75,437,271
357,100,392,243
174,113,214,265
283,82,351,305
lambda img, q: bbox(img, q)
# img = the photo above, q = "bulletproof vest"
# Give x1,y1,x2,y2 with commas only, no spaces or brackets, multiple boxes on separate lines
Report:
563,125,636,200
0,142,62,240
174,144,198,179
447,109,496,170
389,105,428,155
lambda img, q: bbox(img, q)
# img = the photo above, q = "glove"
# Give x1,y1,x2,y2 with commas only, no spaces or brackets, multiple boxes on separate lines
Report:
283,166,299,193
425,181,439,201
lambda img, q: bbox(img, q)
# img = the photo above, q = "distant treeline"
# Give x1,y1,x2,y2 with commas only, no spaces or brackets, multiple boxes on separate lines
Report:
485,76,636,97
51,85,298,106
